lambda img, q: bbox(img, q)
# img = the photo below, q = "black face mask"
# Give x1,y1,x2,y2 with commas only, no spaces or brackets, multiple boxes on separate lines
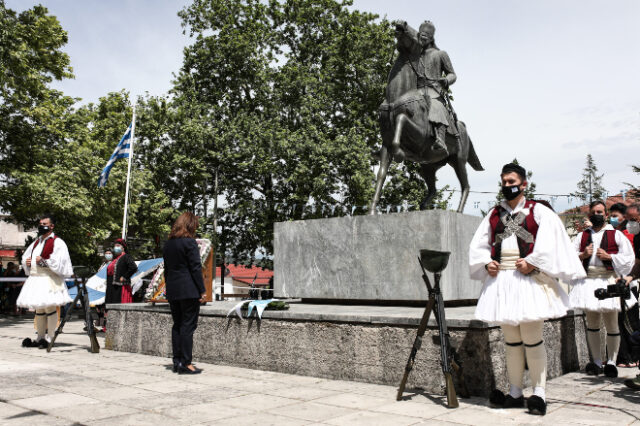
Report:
589,214,605,228
37,225,51,236
501,185,523,201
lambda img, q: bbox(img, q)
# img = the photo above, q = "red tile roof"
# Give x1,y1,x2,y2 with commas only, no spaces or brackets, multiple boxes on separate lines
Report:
216,264,273,285
560,194,639,215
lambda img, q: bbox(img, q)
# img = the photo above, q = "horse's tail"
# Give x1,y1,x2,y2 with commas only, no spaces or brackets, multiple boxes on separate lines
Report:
466,137,484,171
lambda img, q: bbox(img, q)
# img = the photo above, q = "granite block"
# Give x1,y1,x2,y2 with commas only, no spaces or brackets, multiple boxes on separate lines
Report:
274,210,483,301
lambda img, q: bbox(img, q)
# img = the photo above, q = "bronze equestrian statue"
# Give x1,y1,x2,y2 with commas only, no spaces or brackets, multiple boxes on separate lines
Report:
369,20,483,214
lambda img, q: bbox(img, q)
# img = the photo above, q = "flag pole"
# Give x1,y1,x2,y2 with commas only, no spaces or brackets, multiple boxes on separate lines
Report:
122,105,135,239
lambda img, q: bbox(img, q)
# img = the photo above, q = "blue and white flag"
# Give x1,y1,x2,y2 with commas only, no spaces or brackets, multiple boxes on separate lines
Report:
98,124,132,187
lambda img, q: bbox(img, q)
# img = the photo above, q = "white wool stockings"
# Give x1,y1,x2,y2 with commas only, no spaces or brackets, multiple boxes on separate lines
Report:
501,321,546,400
501,324,525,397
585,310,620,365
35,306,57,342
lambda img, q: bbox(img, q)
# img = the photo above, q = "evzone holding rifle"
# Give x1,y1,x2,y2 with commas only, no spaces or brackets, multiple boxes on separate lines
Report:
469,163,586,416
569,200,635,378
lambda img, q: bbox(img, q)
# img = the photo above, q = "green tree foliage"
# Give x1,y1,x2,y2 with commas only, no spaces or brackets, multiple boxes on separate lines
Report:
170,0,450,265
625,164,639,199
0,3,172,267
573,153,606,203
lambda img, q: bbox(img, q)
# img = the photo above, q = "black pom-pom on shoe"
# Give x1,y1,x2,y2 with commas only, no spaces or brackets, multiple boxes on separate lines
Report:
489,389,524,408
21,338,33,347
503,394,525,408
604,363,618,378
489,389,506,408
585,362,602,376
527,395,547,416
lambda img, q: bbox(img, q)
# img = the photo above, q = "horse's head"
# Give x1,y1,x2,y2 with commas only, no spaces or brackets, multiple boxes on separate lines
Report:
392,21,421,57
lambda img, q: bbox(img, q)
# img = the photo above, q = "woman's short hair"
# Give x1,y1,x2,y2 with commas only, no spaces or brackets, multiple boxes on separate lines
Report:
169,212,199,239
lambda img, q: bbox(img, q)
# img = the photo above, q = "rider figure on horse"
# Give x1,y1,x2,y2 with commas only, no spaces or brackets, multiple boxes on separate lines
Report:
415,21,458,155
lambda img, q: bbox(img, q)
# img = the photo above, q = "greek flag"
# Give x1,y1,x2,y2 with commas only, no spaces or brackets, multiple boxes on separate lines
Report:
98,124,132,187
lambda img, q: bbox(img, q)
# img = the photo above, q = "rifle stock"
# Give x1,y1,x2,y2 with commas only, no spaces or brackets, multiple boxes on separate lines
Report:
445,373,459,408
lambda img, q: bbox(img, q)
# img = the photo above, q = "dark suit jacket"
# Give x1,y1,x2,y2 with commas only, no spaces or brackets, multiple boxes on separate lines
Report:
163,237,206,301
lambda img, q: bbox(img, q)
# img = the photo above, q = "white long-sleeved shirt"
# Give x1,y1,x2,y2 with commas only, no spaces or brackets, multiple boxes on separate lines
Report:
469,198,586,283
21,233,74,278
573,225,635,276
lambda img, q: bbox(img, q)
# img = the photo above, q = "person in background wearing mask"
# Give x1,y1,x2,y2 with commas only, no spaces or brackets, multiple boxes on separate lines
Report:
608,203,639,368
620,203,640,389
469,163,585,415
104,239,137,306
16,214,73,349
610,203,634,245
569,200,635,378
93,248,113,332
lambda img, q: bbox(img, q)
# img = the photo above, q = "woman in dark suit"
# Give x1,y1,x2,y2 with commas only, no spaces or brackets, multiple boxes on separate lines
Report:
163,212,206,375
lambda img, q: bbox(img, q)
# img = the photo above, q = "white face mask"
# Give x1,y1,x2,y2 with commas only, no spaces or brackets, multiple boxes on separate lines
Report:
627,220,640,235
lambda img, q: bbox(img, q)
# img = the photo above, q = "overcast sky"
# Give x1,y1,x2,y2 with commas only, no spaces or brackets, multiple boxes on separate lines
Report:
7,0,640,215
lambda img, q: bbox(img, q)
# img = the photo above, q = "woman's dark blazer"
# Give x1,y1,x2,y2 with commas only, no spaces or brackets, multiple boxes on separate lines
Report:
162,237,205,301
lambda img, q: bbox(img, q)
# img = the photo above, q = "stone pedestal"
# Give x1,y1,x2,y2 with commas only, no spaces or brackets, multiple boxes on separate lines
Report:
105,303,589,397
274,210,483,302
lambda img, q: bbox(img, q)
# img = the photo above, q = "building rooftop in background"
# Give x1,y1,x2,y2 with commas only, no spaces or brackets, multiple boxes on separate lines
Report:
216,264,273,285
559,193,639,216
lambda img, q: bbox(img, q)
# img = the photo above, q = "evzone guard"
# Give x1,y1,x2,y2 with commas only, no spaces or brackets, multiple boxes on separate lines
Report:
569,200,635,377
17,215,73,348
469,163,586,415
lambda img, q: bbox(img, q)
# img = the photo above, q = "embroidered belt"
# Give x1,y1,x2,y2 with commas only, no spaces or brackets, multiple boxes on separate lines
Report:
586,266,616,280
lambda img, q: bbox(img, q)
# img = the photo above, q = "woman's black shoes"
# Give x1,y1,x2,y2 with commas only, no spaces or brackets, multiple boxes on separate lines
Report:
489,389,524,409
177,363,202,375
527,395,547,416
172,363,179,373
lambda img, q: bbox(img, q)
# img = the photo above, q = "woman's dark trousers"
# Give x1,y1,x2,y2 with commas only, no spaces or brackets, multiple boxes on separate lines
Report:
168,298,200,366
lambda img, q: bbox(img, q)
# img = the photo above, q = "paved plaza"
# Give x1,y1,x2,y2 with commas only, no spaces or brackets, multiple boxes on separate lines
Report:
1,315,640,425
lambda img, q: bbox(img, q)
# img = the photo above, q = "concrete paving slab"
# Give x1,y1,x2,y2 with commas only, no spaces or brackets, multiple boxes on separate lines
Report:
267,401,357,422
159,400,248,423
45,401,139,422
86,411,183,426
312,392,391,410
11,392,98,411
0,384,59,401
263,385,340,401
323,409,420,426
205,411,313,426
371,400,451,419
133,378,210,394
218,393,299,411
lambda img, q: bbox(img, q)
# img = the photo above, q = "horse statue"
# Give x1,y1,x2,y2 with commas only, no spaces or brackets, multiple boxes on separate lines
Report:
369,21,483,214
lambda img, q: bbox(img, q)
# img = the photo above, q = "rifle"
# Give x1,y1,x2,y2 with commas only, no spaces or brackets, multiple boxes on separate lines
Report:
396,254,468,407
48,271,99,353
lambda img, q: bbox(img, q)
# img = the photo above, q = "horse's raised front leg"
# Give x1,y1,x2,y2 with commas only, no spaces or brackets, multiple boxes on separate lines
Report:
451,156,470,213
369,145,392,215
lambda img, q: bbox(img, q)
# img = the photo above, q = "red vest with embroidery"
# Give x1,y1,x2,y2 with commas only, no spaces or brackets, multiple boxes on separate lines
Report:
30,235,58,259
488,200,539,261
579,229,618,271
